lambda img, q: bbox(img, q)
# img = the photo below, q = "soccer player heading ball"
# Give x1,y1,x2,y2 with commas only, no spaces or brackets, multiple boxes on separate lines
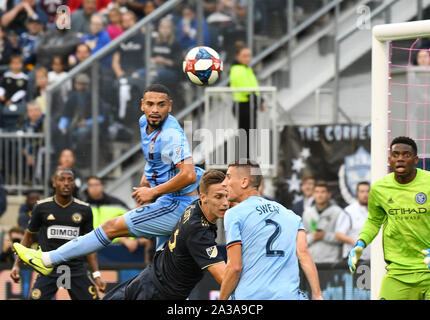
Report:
348,136,430,300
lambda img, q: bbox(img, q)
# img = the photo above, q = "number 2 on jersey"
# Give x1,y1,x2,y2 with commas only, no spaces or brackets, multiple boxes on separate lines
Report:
265,219,284,257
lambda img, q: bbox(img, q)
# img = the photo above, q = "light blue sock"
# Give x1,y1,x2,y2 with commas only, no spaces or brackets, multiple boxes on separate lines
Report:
46,226,112,266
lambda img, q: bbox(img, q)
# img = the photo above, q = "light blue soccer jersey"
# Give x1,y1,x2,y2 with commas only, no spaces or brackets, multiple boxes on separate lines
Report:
224,196,305,300
139,114,204,195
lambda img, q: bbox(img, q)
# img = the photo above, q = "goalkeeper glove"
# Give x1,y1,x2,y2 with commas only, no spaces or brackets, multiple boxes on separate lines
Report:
348,240,366,274
421,249,430,269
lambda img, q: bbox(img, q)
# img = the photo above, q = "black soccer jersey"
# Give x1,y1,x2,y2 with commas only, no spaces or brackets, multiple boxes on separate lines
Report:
151,199,224,299
27,196,93,277
0,71,28,102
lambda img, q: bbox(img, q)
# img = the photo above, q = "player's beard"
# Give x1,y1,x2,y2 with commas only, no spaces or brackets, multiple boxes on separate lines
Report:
147,116,166,130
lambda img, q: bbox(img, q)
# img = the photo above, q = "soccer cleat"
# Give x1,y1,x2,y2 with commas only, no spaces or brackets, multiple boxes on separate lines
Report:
347,240,366,274
13,243,53,276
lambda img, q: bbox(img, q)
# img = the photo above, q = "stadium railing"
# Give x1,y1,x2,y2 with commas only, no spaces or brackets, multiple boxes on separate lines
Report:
0,132,45,195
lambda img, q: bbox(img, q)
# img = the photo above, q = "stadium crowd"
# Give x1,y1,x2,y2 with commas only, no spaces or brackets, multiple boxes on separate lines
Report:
0,0,377,299
0,0,293,178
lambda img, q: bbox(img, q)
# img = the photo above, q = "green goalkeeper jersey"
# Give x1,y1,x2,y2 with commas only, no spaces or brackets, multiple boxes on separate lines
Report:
359,168,430,274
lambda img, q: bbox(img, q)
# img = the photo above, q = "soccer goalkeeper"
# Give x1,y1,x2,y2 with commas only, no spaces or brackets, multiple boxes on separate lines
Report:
348,136,430,300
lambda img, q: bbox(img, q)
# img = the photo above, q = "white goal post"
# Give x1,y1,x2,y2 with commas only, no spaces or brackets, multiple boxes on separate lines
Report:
371,19,430,300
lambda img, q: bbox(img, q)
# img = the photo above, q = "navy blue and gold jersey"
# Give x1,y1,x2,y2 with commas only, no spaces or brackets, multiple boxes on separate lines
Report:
27,196,93,277
151,199,224,299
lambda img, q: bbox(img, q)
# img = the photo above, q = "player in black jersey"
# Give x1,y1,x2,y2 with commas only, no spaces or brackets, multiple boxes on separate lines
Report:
10,168,106,300
103,170,228,300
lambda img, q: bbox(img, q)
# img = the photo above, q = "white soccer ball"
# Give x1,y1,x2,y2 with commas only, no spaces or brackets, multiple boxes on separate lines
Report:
183,46,223,86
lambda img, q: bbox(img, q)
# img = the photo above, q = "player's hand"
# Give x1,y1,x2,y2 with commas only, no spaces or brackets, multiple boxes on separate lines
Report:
10,264,21,283
421,249,430,269
131,186,156,205
94,277,106,293
348,240,366,274
312,230,325,242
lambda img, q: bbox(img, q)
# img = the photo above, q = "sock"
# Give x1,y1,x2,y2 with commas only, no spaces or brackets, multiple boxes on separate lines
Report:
47,226,112,266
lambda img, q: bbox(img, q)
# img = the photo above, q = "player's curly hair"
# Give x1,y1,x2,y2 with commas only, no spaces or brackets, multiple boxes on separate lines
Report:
390,136,418,155
143,84,172,99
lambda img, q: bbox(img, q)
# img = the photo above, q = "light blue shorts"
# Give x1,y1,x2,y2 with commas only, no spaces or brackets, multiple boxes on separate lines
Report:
124,193,199,250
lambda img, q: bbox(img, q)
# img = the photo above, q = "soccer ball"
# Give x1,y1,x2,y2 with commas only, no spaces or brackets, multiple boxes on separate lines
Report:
183,46,223,86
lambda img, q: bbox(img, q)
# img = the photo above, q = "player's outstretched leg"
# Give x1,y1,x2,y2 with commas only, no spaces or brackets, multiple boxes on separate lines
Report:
14,216,128,274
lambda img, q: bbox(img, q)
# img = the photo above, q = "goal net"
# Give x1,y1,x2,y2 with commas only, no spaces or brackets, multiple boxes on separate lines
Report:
371,20,430,300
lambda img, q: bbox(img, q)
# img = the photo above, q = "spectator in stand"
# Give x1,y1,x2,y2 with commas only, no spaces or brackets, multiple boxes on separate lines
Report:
80,13,112,69
30,63,64,122
38,0,67,24
111,10,145,120
218,0,247,30
69,0,112,14
81,13,111,55
51,148,84,197
0,172,6,218
71,0,98,35
0,227,24,263
68,43,91,70
0,54,28,106
111,11,144,79
105,0,147,19
29,66,48,113
177,3,211,53
48,55,72,103
0,26,20,67
0,55,28,105
106,8,123,40
0,54,28,130
19,15,43,71
17,190,41,229
18,101,45,177
335,181,371,264
153,0,166,7
302,180,343,264
136,17,182,90
202,0,217,18
142,0,160,25
415,48,430,67
57,73,107,160
105,0,129,15
0,0,48,35
84,176,141,253
34,12,80,69
253,0,285,36
8,30,21,53
292,175,315,217
229,42,264,157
